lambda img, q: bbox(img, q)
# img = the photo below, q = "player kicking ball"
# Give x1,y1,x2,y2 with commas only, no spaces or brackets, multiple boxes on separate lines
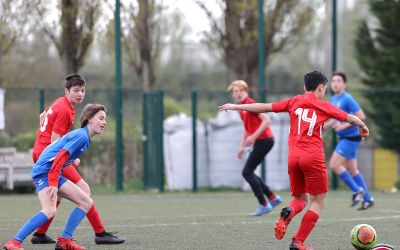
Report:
219,71,369,250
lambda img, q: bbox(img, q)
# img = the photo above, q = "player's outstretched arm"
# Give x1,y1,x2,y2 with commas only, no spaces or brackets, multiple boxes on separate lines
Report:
218,103,272,113
345,114,369,138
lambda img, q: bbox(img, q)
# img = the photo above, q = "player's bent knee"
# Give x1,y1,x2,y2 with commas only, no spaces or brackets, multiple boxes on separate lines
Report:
42,208,57,219
77,180,91,195
328,160,337,170
80,196,94,212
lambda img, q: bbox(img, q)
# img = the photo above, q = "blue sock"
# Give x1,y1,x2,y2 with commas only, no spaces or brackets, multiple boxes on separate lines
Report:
339,171,361,193
14,211,49,242
61,207,86,238
353,173,373,201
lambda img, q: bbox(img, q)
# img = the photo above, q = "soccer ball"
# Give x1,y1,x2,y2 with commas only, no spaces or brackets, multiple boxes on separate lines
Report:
370,244,394,250
350,224,377,250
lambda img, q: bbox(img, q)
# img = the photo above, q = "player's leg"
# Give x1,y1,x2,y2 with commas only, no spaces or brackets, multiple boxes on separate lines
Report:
290,157,327,249
63,164,125,244
290,193,324,250
30,153,57,244
254,138,282,207
346,156,374,210
275,157,307,240
330,140,363,206
55,179,93,250
31,199,60,244
243,139,273,216
4,177,57,249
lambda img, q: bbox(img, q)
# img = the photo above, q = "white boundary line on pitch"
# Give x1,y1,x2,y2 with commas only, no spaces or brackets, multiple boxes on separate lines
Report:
1,213,400,232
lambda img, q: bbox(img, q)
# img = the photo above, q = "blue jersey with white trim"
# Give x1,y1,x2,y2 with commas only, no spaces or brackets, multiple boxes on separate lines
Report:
31,127,90,178
330,91,361,138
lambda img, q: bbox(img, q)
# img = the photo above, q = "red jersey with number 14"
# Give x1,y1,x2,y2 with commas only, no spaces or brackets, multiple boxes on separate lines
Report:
271,92,347,160
32,96,75,158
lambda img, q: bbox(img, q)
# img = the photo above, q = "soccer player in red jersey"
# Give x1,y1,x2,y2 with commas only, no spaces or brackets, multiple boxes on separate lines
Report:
227,80,281,216
31,74,124,245
219,71,369,250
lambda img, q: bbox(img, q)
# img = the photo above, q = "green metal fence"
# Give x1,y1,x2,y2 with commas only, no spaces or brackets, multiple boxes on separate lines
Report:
142,91,164,191
5,86,381,191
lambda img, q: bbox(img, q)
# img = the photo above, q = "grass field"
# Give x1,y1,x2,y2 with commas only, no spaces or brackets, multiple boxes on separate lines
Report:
0,190,399,250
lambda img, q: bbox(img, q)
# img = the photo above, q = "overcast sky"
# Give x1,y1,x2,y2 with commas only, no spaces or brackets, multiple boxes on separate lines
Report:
163,0,221,39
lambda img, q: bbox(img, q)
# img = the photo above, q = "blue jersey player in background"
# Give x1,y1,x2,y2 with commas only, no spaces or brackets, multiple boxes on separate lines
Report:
327,71,374,211
3,104,107,250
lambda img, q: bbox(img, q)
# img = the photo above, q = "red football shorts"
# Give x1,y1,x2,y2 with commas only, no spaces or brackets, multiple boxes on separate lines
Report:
62,164,82,184
288,156,328,196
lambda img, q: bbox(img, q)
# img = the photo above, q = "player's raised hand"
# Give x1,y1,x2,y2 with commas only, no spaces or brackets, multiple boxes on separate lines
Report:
218,103,236,111
359,125,369,138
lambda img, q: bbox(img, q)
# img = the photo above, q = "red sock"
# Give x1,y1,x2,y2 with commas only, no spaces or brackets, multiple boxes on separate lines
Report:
267,194,276,200
294,210,319,242
288,198,306,220
261,201,267,207
36,200,61,234
87,204,105,234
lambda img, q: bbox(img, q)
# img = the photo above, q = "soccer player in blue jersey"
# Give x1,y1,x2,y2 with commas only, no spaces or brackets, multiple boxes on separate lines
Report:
3,104,107,250
327,71,374,210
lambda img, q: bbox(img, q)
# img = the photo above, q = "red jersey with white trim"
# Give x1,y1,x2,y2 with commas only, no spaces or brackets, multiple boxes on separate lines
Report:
32,96,75,157
271,92,347,159
239,96,273,139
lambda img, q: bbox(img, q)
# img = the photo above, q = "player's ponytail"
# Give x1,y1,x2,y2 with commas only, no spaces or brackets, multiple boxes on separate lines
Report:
80,104,107,128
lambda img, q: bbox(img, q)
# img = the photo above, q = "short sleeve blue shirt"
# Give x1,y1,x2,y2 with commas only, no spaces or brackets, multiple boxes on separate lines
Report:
31,127,91,178
330,91,361,138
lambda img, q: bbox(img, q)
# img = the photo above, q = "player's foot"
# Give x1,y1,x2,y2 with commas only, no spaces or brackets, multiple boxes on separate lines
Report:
3,239,24,250
351,189,364,207
270,195,282,208
250,203,273,216
358,200,374,211
274,206,292,240
95,231,125,245
289,238,313,250
55,237,86,250
30,232,56,244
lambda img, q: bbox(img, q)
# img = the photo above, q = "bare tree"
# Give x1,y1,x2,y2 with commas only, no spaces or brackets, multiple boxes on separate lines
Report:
0,0,30,85
121,0,163,90
196,0,322,89
35,0,101,74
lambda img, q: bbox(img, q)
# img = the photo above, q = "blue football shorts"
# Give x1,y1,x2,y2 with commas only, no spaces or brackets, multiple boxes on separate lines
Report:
334,139,361,159
33,175,68,192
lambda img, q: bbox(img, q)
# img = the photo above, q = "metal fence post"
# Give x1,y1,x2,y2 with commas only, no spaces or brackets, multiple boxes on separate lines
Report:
192,90,198,192
142,92,149,189
158,91,164,192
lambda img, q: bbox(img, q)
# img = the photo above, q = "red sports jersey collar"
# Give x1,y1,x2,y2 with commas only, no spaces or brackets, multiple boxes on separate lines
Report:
239,96,253,104
304,92,319,99
63,96,75,111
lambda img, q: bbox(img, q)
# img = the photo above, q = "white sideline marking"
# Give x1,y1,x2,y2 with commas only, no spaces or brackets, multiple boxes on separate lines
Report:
1,213,400,232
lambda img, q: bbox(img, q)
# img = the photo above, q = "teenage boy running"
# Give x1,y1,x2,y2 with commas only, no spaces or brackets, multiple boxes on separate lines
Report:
218,71,369,250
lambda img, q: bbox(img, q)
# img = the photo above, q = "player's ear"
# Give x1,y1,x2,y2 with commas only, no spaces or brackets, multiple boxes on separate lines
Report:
64,88,69,95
